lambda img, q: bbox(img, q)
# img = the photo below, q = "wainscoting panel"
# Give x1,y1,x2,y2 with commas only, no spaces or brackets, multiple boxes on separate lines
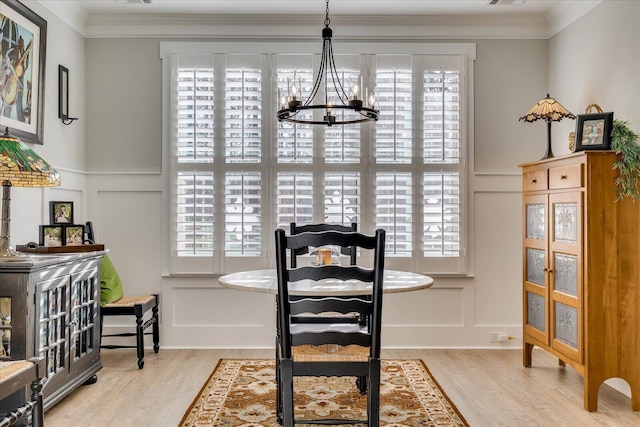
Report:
95,189,163,297
473,191,522,327
87,172,524,349
173,286,274,327
382,287,464,326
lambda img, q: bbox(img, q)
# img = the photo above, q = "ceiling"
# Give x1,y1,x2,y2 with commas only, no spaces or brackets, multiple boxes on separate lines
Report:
70,0,564,17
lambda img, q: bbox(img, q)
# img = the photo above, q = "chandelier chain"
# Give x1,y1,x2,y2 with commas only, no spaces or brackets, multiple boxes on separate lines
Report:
325,0,330,27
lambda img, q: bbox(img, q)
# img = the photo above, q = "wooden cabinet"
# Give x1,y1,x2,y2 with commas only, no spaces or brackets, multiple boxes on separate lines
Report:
0,252,103,412
521,152,640,411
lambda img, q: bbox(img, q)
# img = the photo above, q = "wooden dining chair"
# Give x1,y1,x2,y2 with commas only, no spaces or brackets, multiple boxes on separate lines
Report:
0,357,45,427
274,228,385,427
288,222,370,394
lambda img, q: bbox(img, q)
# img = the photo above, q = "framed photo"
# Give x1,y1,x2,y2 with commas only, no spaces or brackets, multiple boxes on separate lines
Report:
40,225,63,247
50,201,74,224
64,225,85,246
0,0,47,145
574,112,614,152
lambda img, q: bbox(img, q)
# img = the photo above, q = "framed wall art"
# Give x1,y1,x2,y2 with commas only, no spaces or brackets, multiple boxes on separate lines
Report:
0,0,47,144
574,112,614,152
49,201,74,225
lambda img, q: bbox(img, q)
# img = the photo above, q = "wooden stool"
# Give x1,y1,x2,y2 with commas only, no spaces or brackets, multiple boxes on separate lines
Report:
0,358,45,427
100,294,159,369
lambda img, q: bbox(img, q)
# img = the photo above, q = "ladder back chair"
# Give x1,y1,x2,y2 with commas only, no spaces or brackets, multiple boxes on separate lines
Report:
86,222,160,369
274,228,385,427
288,222,369,395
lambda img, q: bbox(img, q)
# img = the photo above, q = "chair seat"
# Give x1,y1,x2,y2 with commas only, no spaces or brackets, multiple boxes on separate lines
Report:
104,295,156,308
292,344,370,362
0,358,45,427
0,361,33,383
100,293,160,369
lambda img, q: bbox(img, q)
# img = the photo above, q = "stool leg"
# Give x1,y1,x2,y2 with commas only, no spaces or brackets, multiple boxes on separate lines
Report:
30,377,44,427
152,298,160,354
135,310,145,369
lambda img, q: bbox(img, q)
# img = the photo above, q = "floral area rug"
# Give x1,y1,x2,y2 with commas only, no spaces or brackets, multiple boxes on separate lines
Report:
179,359,468,426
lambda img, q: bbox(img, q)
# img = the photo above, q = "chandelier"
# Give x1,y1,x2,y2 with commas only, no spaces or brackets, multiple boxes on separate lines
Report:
276,0,379,127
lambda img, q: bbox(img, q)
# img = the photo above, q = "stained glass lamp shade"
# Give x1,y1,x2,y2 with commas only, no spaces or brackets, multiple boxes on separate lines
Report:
0,127,61,258
519,94,576,159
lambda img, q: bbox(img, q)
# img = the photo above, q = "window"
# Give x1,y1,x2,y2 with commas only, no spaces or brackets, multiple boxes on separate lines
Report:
163,42,473,275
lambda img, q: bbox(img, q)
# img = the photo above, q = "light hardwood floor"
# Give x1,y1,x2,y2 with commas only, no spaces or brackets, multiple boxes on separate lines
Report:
43,348,640,426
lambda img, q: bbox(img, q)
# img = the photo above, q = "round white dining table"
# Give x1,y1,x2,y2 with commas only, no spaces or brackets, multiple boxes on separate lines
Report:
218,269,433,296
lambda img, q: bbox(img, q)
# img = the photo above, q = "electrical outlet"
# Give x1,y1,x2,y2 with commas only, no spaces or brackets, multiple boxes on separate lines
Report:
490,332,509,343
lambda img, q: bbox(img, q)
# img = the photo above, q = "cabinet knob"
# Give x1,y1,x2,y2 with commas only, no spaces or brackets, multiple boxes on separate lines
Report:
531,179,537,183
561,175,568,180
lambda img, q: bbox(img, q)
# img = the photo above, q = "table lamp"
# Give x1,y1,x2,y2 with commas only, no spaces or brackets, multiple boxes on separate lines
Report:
519,93,576,159
0,127,61,258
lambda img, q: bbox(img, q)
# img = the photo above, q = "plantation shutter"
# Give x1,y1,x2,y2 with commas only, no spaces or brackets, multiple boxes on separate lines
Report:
165,43,471,275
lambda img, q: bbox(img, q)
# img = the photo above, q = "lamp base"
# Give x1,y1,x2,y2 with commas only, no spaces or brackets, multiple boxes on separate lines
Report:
541,120,554,160
0,247,27,260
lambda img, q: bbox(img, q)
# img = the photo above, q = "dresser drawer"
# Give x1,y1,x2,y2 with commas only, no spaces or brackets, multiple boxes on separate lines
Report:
523,170,548,192
549,164,583,189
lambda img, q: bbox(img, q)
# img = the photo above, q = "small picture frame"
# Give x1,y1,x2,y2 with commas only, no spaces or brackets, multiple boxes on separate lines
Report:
64,225,85,246
50,201,74,224
574,112,614,152
40,225,64,247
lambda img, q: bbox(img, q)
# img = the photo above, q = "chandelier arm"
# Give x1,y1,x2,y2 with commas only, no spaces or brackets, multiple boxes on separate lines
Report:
304,40,328,108
326,41,350,104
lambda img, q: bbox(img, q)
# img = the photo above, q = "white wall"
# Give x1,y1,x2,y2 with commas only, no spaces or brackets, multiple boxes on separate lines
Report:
549,0,640,148
9,1,87,247
14,1,638,350
82,32,548,349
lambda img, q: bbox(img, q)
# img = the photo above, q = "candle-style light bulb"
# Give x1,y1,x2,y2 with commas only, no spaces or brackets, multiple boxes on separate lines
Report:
368,91,376,108
291,83,298,101
352,82,360,100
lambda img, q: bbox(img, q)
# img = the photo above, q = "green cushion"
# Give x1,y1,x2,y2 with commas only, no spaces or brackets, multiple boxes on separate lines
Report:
100,255,124,307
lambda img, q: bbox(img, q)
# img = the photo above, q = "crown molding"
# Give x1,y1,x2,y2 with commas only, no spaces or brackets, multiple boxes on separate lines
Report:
82,13,548,40
546,0,602,38
36,1,603,40
36,0,87,36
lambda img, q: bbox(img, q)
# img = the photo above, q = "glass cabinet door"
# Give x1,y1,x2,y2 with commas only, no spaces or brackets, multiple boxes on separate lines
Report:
35,275,70,392
549,192,582,363
69,267,100,376
523,194,548,343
